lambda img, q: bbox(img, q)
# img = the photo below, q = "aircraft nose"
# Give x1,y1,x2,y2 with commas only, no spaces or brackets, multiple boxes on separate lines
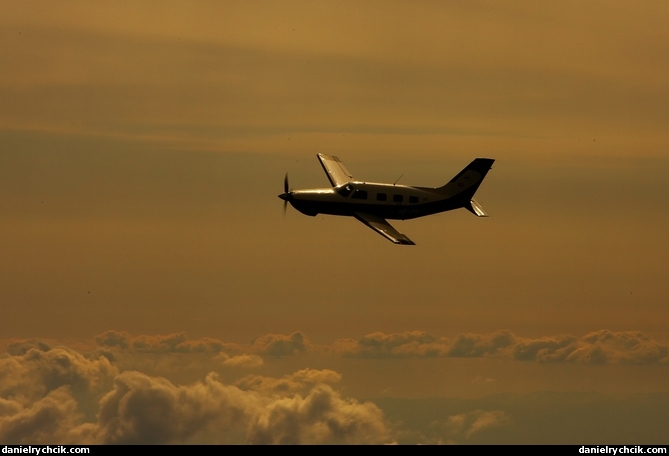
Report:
278,193,290,201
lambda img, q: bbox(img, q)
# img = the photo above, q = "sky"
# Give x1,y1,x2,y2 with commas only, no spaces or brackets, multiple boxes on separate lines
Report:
1,1,668,444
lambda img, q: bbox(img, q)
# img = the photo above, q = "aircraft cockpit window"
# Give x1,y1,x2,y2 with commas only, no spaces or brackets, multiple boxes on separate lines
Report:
337,184,353,197
351,189,368,200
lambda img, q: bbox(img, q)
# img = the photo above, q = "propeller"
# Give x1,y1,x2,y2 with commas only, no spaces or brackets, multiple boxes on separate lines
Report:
279,173,292,216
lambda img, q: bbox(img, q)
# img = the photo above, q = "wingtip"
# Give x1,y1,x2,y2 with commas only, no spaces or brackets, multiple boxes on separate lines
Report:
397,237,416,246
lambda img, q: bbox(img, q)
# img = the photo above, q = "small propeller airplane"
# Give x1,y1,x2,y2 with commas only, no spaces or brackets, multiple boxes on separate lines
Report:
279,154,494,245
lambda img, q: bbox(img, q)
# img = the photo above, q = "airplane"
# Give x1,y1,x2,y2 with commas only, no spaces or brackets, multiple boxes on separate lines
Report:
278,154,494,245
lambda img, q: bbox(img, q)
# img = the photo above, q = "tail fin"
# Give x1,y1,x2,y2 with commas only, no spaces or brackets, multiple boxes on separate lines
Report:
437,158,494,214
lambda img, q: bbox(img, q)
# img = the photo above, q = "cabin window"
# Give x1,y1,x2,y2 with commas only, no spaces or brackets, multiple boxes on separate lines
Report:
352,189,368,200
336,184,353,197
393,194,403,203
409,196,419,204
376,193,387,201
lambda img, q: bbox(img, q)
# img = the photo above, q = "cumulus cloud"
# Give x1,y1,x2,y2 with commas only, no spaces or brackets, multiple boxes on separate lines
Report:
91,371,252,444
251,331,309,357
0,346,117,400
0,343,116,444
331,330,517,359
513,330,669,364
5,339,55,356
512,334,579,362
441,410,512,440
332,331,449,358
90,370,390,444
92,330,315,361
218,354,264,369
332,330,669,364
447,330,516,358
246,384,392,444
235,369,342,396
0,342,392,444
94,330,241,354
0,387,97,444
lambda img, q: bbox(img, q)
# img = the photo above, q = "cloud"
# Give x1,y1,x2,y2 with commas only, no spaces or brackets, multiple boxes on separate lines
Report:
512,334,579,362
235,369,342,396
2,328,668,443
5,339,55,356
251,331,309,357
246,384,393,444
447,330,516,358
88,370,390,444
332,330,669,364
0,342,116,443
332,331,449,358
94,330,240,354
77,368,363,444
0,345,117,400
0,387,95,444
514,330,669,365
92,330,313,359
0,341,391,444
218,354,264,369
91,371,251,444
331,330,516,359
442,410,512,440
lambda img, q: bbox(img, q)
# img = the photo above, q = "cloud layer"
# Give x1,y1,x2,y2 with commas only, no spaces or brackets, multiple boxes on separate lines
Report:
94,330,240,354
332,330,669,364
86,328,669,364
0,339,391,444
2,328,668,443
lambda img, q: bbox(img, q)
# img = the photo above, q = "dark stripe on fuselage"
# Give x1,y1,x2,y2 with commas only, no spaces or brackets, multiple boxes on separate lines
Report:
290,194,470,220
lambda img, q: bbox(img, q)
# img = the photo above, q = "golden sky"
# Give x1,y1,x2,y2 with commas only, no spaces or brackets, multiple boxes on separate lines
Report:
1,1,668,444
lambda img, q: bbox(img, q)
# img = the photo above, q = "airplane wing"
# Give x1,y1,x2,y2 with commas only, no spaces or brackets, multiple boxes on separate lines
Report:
466,198,489,217
354,212,416,245
317,153,353,187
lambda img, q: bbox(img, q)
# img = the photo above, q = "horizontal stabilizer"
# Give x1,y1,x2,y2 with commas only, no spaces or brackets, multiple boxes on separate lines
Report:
466,199,489,217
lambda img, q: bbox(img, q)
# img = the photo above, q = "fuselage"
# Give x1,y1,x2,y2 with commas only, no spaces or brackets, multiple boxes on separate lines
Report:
285,181,466,220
